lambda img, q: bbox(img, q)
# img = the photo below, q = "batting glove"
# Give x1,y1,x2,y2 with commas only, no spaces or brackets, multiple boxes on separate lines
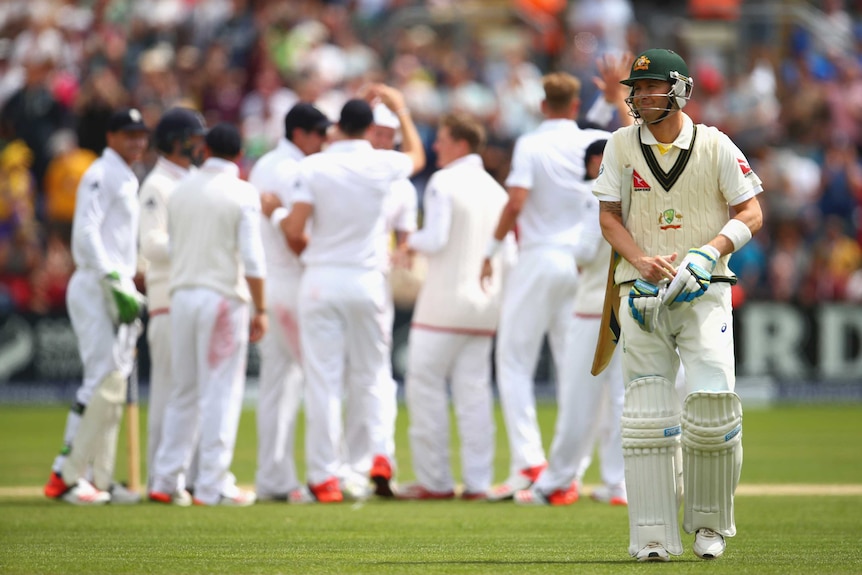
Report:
663,245,720,307
100,271,146,325
629,279,666,333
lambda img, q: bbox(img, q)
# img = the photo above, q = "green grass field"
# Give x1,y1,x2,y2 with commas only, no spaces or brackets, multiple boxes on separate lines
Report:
1,403,861,574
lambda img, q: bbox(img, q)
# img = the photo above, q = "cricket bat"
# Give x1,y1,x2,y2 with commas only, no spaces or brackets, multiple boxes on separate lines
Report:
125,354,141,493
591,165,632,376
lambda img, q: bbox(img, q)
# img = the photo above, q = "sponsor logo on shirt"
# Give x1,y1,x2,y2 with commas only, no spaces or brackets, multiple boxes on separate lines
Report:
737,157,753,176
658,208,683,230
632,169,650,192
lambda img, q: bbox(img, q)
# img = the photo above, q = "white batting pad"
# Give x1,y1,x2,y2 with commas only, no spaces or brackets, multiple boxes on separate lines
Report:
681,391,743,537
622,376,684,556
62,371,127,488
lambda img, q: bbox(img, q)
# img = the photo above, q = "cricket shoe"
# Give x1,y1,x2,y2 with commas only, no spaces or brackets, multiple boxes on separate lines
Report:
636,542,670,562
341,475,372,502
395,482,455,500
486,463,547,502
693,528,726,560
148,489,193,507
461,490,487,501
44,471,68,499
370,455,395,497
217,489,257,507
108,483,142,505
589,484,627,506
308,477,344,503
287,486,316,504
513,482,579,506
61,479,111,506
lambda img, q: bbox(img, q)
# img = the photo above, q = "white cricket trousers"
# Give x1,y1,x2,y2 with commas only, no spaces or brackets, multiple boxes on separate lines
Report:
405,328,495,494
146,312,170,488
255,268,304,497
619,283,735,393
56,269,139,475
152,287,249,504
495,246,578,473
66,269,138,405
345,279,397,479
535,314,625,493
299,266,389,486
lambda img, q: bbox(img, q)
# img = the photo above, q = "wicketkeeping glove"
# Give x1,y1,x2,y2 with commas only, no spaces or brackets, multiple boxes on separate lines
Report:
101,271,146,325
629,279,667,333
663,245,720,307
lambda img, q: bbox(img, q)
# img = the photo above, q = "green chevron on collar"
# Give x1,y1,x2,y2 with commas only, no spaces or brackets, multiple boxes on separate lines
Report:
638,125,697,192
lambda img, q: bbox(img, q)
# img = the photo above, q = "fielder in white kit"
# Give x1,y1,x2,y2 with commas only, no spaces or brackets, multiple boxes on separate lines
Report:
44,108,149,505
280,86,424,503
480,72,609,500
396,112,512,500
593,49,763,561
138,107,207,495
349,102,419,497
151,123,267,507
248,102,330,501
515,139,626,507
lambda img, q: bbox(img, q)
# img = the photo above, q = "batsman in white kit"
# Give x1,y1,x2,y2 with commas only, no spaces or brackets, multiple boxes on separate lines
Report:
280,87,425,503
593,49,764,561
137,107,207,494
248,102,330,502
44,108,150,505
480,72,610,500
396,112,513,500
150,123,268,507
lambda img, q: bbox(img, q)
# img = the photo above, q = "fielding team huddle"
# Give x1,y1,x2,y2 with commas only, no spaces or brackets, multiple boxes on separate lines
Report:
44,48,762,563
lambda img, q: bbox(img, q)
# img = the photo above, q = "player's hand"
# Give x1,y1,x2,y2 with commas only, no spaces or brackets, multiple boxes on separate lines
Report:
259,193,282,217
369,83,406,114
249,310,268,343
663,245,720,307
634,253,677,284
391,243,413,270
480,258,493,292
628,278,667,333
101,271,146,326
594,51,633,104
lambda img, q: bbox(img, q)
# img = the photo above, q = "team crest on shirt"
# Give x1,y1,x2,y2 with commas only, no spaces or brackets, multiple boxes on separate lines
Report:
632,169,651,192
737,157,753,176
658,208,683,230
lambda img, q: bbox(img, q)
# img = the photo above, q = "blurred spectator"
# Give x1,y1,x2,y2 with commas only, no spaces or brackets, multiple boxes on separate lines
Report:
42,129,97,239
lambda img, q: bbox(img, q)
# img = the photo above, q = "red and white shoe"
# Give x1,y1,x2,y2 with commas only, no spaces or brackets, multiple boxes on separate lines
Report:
370,455,394,497
514,482,578,506
44,472,68,499
61,479,110,506
308,477,343,503
590,484,627,506
148,489,193,507
215,489,257,507
395,482,454,500
487,463,547,502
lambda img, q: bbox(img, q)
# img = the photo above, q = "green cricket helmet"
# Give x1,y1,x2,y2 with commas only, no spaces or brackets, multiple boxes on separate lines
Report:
621,49,694,110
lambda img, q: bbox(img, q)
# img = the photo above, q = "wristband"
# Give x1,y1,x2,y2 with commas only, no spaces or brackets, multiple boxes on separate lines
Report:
484,238,502,259
718,219,752,252
270,207,288,227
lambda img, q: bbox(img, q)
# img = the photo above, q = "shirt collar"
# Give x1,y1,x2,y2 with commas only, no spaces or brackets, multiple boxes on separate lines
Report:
639,113,694,149
325,139,373,153
201,157,240,177
277,138,305,160
536,118,577,133
442,153,483,171
156,156,191,178
103,147,136,178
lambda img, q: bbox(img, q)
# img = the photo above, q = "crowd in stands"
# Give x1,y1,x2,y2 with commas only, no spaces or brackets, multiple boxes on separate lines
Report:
1,0,862,316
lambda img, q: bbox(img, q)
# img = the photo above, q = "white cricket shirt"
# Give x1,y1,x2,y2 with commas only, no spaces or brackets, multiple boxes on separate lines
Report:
247,138,305,274
168,158,266,302
138,157,192,311
71,147,140,278
505,119,610,249
294,139,413,269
